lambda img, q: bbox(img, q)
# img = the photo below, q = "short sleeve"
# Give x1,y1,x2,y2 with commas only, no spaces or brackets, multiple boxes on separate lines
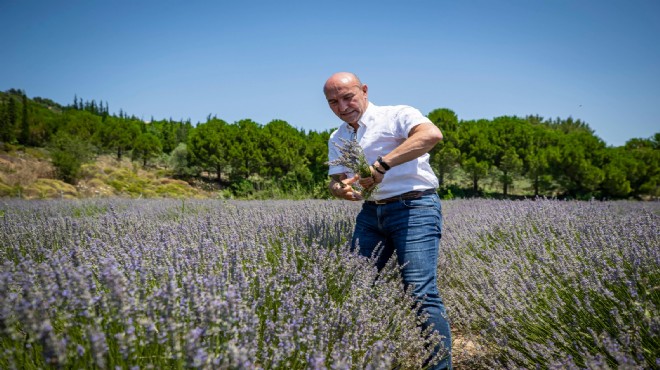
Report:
327,131,349,176
394,106,433,138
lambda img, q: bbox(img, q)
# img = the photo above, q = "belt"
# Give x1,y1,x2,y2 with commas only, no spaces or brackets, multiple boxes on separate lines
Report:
366,188,436,205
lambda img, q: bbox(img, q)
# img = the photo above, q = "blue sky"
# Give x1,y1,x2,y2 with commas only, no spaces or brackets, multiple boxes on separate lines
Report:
1,0,658,147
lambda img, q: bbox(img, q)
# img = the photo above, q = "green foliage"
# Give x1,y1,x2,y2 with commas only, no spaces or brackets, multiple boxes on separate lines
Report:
0,95,17,142
432,142,461,186
305,130,333,184
132,132,162,167
428,107,459,147
230,178,255,198
49,132,94,184
150,118,192,153
59,110,102,140
1,88,659,200
94,116,140,160
601,148,634,198
262,119,309,179
228,119,265,179
0,111,9,144
525,128,560,196
462,156,489,193
187,118,230,182
498,148,523,196
552,131,606,197
19,93,30,146
622,137,660,197
456,119,495,192
0,182,19,197
168,143,198,177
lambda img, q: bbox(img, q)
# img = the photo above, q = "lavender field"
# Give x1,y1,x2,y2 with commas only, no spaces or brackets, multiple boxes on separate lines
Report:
0,198,658,369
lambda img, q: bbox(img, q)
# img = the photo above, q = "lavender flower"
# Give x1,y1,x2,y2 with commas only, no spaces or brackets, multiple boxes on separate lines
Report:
0,198,657,369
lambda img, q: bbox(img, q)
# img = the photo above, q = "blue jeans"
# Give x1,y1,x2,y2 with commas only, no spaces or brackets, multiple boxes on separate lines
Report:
351,193,452,370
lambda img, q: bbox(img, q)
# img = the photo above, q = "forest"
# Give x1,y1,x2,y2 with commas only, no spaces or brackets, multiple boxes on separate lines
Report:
0,88,658,200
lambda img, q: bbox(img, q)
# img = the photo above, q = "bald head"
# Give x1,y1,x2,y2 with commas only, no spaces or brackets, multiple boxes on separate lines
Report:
323,72,363,94
323,72,369,125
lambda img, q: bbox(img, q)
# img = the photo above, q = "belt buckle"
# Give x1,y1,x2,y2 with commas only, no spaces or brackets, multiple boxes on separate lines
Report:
374,199,387,205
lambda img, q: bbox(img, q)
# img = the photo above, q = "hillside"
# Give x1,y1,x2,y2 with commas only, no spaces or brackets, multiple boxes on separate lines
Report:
0,145,212,200
2,89,659,200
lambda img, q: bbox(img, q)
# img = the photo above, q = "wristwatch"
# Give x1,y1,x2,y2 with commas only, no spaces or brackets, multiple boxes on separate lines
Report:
376,156,391,171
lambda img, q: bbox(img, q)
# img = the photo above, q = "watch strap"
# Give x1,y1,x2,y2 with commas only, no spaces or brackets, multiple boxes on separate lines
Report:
377,156,391,171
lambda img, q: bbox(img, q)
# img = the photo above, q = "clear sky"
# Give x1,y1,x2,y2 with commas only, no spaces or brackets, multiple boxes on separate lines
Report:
1,0,658,147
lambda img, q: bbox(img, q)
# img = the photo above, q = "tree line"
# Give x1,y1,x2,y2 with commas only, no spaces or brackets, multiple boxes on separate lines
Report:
0,88,658,199
428,109,658,199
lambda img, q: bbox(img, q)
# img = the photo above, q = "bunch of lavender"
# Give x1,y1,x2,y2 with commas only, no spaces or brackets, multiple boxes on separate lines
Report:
326,137,378,200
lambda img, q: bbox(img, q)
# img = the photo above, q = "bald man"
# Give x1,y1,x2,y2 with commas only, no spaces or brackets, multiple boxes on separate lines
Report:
325,72,452,369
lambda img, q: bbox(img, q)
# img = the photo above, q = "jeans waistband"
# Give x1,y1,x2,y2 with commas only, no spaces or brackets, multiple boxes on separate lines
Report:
366,188,436,205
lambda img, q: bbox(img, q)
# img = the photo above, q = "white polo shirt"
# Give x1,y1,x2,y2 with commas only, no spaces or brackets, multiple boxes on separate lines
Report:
328,102,439,200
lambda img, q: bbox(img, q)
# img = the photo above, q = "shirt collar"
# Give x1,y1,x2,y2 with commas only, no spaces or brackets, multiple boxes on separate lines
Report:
341,102,375,132
358,102,375,127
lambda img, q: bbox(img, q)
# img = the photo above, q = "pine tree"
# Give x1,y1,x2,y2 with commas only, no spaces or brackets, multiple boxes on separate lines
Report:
7,96,17,143
0,100,9,142
19,93,29,145
102,101,109,118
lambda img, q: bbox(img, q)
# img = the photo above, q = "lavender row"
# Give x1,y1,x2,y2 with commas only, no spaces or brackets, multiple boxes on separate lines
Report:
0,199,437,369
440,199,659,369
1,198,657,369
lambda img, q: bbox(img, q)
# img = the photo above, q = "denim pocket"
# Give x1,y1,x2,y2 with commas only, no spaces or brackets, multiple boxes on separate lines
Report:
402,194,439,209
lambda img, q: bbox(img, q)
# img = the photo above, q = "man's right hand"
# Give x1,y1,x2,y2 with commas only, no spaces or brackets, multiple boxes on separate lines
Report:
330,175,361,201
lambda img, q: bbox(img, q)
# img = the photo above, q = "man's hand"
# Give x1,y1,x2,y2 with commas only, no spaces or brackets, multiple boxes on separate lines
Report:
358,165,384,190
330,174,362,201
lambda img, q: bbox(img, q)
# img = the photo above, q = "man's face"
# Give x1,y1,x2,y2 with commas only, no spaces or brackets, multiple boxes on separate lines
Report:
324,77,369,125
